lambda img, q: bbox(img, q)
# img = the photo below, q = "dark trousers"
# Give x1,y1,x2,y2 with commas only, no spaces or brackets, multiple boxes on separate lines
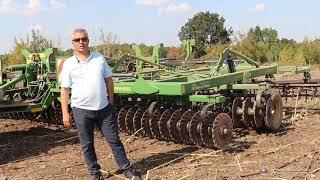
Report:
72,103,131,176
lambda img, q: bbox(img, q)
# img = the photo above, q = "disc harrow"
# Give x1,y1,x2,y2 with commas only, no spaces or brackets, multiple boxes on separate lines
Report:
178,110,195,144
150,108,162,140
125,107,137,134
109,47,306,149
0,47,315,150
159,108,174,141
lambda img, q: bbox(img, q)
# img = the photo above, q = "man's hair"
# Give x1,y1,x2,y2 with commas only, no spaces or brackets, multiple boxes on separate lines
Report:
72,28,89,38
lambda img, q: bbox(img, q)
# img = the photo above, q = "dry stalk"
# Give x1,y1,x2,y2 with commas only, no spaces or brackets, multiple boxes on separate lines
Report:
123,128,143,145
275,152,309,169
186,149,223,163
148,156,177,162
274,130,288,136
149,152,219,157
291,93,300,125
186,162,215,168
214,169,218,180
55,135,78,144
250,178,288,180
303,151,318,180
63,162,84,169
310,167,320,174
240,171,260,178
174,161,256,170
177,174,192,180
145,154,188,180
236,155,243,172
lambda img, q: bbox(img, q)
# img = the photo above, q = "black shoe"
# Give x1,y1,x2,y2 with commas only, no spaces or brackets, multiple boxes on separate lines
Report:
123,170,141,180
92,172,104,180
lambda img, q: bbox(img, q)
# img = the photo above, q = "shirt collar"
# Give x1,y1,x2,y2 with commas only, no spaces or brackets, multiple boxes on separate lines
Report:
75,51,92,64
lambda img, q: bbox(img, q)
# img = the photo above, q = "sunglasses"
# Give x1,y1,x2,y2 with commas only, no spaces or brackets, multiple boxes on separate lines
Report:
72,37,88,43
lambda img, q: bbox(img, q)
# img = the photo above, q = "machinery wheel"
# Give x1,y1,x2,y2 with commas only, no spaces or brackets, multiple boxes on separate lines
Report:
141,109,152,137
265,91,283,131
188,112,203,146
133,108,144,134
222,98,232,113
177,110,195,144
255,90,263,108
200,112,215,148
232,97,243,128
117,106,128,132
150,108,162,140
125,107,137,134
253,101,264,128
242,97,254,128
159,108,173,141
212,113,233,149
167,109,183,143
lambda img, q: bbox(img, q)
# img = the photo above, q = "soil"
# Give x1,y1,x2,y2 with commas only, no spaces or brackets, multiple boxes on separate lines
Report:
1,70,320,180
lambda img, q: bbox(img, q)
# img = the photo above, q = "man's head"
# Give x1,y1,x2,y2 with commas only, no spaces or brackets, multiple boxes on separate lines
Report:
72,28,89,53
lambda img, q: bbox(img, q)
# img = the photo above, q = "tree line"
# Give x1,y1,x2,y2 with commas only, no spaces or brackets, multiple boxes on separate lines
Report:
1,11,320,67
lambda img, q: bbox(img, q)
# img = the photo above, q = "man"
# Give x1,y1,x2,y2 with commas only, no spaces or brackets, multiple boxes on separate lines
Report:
60,28,140,180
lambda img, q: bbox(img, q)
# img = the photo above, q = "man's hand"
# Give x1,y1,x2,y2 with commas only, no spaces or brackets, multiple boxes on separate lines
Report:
62,112,72,128
105,77,114,105
60,87,71,128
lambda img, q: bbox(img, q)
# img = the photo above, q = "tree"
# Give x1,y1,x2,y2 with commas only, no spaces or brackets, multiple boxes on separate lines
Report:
28,29,53,53
4,29,54,67
247,26,280,62
4,39,28,66
233,32,269,63
232,26,283,63
178,11,233,57
302,39,320,64
166,46,184,59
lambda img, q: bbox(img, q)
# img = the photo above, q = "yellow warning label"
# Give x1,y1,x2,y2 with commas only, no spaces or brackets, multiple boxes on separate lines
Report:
31,108,43,113
114,86,131,92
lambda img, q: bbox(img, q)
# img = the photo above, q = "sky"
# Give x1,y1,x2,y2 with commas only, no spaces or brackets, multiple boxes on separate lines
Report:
0,0,319,54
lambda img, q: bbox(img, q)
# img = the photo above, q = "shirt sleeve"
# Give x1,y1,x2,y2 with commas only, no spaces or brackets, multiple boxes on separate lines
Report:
103,57,112,79
60,63,72,88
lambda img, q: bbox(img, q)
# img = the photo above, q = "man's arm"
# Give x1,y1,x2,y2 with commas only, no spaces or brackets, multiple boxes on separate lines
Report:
105,77,114,105
60,87,72,127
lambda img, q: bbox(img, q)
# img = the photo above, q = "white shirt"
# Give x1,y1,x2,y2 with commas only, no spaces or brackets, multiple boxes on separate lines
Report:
60,52,112,110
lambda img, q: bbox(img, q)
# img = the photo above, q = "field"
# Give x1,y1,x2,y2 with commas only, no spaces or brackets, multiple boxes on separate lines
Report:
1,71,320,180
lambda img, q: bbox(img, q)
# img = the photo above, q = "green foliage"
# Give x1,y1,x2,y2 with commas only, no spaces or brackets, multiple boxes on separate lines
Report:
178,11,232,58
28,29,53,53
4,23,320,67
0,54,9,67
233,26,281,63
91,30,129,58
4,39,28,67
202,43,229,60
302,39,320,64
233,32,269,63
4,29,53,67
56,48,73,57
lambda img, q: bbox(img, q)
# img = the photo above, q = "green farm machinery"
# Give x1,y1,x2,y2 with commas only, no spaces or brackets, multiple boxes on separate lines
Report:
111,48,307,149
0,48,66,124
0,46,318,149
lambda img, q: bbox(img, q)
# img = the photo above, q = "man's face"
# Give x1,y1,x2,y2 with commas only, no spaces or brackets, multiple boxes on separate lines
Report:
72,32,89,53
